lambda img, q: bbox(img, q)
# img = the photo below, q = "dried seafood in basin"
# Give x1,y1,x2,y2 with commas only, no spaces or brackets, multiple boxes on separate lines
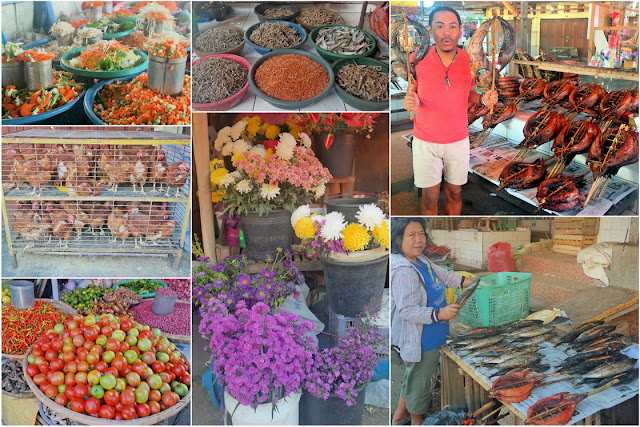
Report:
296,8,343,29
315,26,372,55
336,64,388,101
254,54,328,102
195,27,244,53
249,22,301,49
193,57,247,104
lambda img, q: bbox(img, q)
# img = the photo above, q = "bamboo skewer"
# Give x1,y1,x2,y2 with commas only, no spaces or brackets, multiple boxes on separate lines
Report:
597,176,612,198
489,16,498,115
513,110,554,161
403,14,415,121
583,125,627,206
538,172,591,206
472,401,496,418
496,157,554,191
548,119,591,178
481,404,504,421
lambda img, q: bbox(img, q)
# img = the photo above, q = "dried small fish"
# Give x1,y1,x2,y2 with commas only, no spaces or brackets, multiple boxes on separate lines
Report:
263,8,294,18
336,64,388,102
193,57,247,104
249,22,300,49
296,8,343,29
315,26,372,55
195,27,244,53
582,357,636,379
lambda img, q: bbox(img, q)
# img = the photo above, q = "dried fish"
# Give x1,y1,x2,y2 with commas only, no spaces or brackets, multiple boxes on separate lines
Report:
263,8,294,18
315,26,372,55
506,325,554,339
296,8,343,29
460,334,504,350
194,27,244,53
455,278,481,308
582,357,636,379
249,22,300,49
512,332,555,348
336,64,388,102
192,57,247,104
572,324,617,346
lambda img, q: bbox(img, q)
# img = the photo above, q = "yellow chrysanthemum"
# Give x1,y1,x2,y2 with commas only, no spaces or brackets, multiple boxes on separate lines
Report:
372,221,390,250
265,148,275,158
259,122,270,134
241,116,250,123
231,152,244,165
209,158,224,173
210,167,229,187
287,122,301,139
342,223,371,252
211,190,224,203
294,217,316,239
265,125,281,140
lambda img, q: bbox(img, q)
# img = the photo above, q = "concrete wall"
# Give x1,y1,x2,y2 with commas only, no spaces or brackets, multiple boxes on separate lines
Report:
518,219,552,232
2,1,83,41
598,218,634,244
606,244,639,290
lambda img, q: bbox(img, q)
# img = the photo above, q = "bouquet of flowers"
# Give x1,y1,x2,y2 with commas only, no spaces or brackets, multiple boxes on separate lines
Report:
212,130,331,216
290,113,380,149
192,250,304,311
290,203,389,259
199,300,315,410
303,295,383,405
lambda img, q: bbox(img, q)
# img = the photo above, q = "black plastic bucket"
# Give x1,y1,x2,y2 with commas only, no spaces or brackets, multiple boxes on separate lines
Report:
315,132,358,179
325,195,380,223
239,210,292,261
299,384,367,425
323,255,388,317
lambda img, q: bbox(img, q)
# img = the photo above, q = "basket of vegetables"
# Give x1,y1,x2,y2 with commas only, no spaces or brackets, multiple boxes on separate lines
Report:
22,314,191,424
113,279,167,299
80,17,137,40
60,40,148,78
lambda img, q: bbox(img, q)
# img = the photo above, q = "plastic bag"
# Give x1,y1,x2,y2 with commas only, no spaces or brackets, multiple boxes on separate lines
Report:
577,243,613,286
487,242,516,272
364,379,389,408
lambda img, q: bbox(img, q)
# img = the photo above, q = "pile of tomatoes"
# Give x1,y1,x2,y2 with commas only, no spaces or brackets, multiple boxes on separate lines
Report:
24,313,190,420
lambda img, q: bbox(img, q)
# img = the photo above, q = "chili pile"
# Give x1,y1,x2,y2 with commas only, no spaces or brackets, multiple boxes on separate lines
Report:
254,54,328,102
2,301,69,355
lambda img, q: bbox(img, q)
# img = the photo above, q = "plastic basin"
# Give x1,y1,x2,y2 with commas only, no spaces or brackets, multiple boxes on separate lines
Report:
192,54,250,111
332,57,389,111
193,26,245,57
113,279,167,299
2,89,85,125
244,20,307,55
309,24,377,62
249,49,334,109
254,2,299,22
60,46,148,79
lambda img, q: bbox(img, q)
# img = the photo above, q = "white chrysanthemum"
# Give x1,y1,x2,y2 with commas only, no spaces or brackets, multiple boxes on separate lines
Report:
221,143,234,156
356,203,386,231
236,179,252,194
290,205,311,227
214,132,231,151
219,170,240,187
232,138,250,155
275,133,296,161
314,183,326,198
219,126,232,138
231,121,248,140
260,183,280,200
320,211,347,241
249,145,267,158
299,132,312,149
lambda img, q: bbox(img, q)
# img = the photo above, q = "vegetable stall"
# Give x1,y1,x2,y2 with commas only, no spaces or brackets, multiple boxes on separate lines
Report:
1,1,191,125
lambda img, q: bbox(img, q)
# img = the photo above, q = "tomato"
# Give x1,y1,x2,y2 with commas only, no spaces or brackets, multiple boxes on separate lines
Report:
86,352,99,365
43,384,58,398
100,373,117,390
33,373,47,385
84,326,99,341
90,345,104,356
169,351,182,364
65,372,77,386
50,338,64,352
125,371,141,387
80,396,99,415
137,337,152,353
87,370,102,385
125,334,138,347
115,377,127,392
74,383,88,398
54,393,68,406
112,330,126,342
146,374,162,390
156,352,169,363
76,348,88,361
94,361,108,373
134,385,149,403
121,405,136,420
99,316,111,327
83,340,94,351
101,326,114,338
98,404,115,419
151,361,165,373
123,349,138,364
161,391,179,407
72,335,86,348
96,334,108,347
159,372,172,384
49,371,65,386
90,384,105,399
120,389,136,406
62,351,75,363
120,342,131,353
148,400,161,414
38,363,51,374
77,361,89,372
132,362,147,377
74,371,88,384
69,328,83,338
140,351,156,365
70,397,85,413
112,355,127,372
173,383,188,397
148,389,161,402
104,389,120,406
26,364,39,377
135,402,150,418
50,358,64,371
159,382,171,395
64,385,76,400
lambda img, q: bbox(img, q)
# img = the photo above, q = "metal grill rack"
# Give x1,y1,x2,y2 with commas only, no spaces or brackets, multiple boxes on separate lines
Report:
2,129,191,270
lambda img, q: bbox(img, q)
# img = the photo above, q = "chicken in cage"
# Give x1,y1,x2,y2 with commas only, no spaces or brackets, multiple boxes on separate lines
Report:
3,143,190,197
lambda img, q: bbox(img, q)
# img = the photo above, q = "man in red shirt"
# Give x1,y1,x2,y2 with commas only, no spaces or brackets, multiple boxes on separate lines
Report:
404,6,498,215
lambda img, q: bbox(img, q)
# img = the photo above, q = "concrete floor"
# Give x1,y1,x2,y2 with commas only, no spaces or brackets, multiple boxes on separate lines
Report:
1,233,191,278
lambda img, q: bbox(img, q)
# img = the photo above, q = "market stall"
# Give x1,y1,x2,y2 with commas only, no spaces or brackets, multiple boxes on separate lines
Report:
1,1,191,125
390,216,639,426
1,278,191,426
191,1,389,112
389,1,638,216
1,127,191,275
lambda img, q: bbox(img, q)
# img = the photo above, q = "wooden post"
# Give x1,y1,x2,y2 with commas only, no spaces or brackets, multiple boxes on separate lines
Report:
357,2,368,29
192,113,217,262
519,2,529,55
588,2,598,59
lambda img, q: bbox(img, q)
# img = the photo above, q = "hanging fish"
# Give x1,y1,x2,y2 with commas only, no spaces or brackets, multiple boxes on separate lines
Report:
455,278,481,308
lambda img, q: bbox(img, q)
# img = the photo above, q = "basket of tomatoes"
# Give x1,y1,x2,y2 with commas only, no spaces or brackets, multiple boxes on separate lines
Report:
22,313,191,424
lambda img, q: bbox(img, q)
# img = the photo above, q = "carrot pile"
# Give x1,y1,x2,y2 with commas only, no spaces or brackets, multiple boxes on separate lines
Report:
2,44,55,63
132,1,179,13
71,19,93,29
93,72,191,125
2,72,84,119
146,34,188,58
2,301,70,355
67,40,139,71
107,9,135,18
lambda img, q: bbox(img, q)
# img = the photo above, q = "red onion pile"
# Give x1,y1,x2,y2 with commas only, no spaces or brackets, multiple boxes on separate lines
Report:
131,300,191,336
157,288,177,297
164,279,190,300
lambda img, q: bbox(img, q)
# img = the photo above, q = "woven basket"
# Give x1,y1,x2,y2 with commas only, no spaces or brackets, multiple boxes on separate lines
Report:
22,340,191,425
1,299,77,361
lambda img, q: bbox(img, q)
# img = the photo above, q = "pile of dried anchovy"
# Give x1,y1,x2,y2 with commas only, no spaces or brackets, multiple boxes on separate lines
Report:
255,54,328,101
337,64,389,101
315,26,372,55
194,27,244,53
296,8,343,29
249,22,301,49
193,57,248,103
2,360,30,395
263,7,294,18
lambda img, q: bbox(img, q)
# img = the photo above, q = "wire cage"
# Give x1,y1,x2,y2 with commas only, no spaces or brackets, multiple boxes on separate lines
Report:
1,129,191,270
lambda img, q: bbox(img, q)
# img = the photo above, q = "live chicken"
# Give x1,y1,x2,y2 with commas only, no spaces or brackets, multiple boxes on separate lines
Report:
107,204,130,245
149,148,168,192
163,161,189,196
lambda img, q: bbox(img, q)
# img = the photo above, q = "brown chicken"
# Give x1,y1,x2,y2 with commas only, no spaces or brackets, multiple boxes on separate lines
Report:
126,201,152,245
48,203,75,245
84,201,110,235
98,145,136,193
146,219,176,243
129,147,148,193
9,201,51,242
149,148,168,192
54,145,75,187
66,171,107,197
60,201,89,239
163,161,189,196
7,148,55,195
107,204,131,245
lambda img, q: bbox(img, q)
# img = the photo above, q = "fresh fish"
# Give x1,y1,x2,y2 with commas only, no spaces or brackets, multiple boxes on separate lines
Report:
455,278,481,308
512,332,555,348
572,324,617,346
565,353,627,375
507,325,554,339
582,357,636,379
460,334,504,350
467,344,514,359
556,320,604,345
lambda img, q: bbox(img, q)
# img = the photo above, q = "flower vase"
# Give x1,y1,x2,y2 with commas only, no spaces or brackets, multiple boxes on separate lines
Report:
239,210,292,261
224,391,301,425
315,132,359,179
323,247,388,317
299,384,368,425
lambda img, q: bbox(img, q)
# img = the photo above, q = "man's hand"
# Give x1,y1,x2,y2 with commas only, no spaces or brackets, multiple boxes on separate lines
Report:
404,85,419,112
482,90,499,107
439,304,461,320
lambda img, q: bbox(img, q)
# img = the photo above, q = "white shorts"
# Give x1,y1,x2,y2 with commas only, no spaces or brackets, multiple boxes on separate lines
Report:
412,136,470,188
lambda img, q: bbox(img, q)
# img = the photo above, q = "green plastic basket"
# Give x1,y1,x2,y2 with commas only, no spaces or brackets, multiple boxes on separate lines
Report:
454,272,531,327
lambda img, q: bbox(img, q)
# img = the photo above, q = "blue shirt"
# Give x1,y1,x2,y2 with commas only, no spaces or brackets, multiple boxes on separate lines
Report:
412,259,449,351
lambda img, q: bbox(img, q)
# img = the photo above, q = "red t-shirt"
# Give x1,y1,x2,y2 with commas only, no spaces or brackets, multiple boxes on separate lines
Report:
413,47,473,143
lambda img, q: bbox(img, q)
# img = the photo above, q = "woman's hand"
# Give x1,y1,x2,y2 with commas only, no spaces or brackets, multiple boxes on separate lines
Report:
404,86,419,112
439,304,461,320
